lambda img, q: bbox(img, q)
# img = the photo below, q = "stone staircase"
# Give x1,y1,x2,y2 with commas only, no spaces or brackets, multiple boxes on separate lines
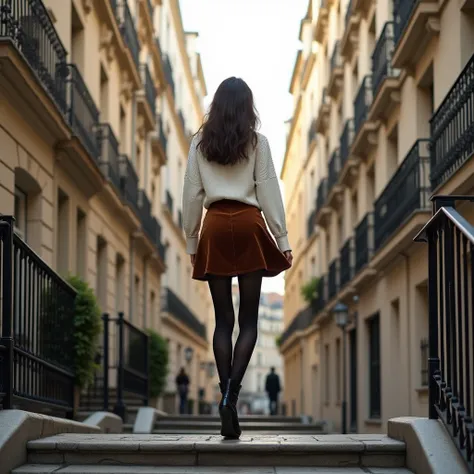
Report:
12,432,413,473
124,414,328,435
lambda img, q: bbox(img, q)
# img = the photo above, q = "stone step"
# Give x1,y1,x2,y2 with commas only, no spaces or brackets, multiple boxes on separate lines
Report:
153,421,326,432
24,433,408,468
163,415,304,424
14,466,414,473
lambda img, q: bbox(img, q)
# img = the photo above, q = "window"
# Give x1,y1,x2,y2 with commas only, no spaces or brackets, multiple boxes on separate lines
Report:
134,275,140,324
57,189,69,274
115,254,125,313
96,237,108,310
14,186,27,239
76,209,86,278
368,314,381,418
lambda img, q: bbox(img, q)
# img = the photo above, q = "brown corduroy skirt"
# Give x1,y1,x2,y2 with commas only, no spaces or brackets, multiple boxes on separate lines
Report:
192,199,291,281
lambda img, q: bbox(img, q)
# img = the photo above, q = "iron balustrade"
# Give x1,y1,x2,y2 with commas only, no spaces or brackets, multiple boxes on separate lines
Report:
163,55,175,98
340,238,355,288
328,149,341,191
430,53,474,190
119,155,139,215
0,0,68,113
328,259,339,300
138,190,159,243
0,216,77,415
330,41,342,73
316,178,329,212
140,63,157,113
120,1,140,69
340,120,354,167
414,195,474,472
420,337,429,387
166,189,174,215
163,288,207,340
374,139,430,251
307,210,316,238
372,22,396,98
65,64,101,159
97,123,121,190
279,305,314,347
393,0,416,44
354,75,373,135
355,212,374,273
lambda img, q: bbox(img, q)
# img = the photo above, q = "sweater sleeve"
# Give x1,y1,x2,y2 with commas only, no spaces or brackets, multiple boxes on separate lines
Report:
182,137,205,254
255,135,291,252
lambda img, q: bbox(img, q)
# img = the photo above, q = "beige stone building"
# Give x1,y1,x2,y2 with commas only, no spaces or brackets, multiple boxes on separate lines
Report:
280,0,474,432
0,0,214,413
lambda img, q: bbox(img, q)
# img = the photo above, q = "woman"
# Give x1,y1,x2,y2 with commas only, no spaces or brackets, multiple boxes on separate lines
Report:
182,77,292,439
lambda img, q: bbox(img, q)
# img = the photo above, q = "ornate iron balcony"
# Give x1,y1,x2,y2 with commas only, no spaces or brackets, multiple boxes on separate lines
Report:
340,237,355,288
138,190,157,242
393,0,416,45
328,258,339,300
65,64,100,159
0,0,68,113
140,63,157,113
316,178,329,212
97,123,121,190
119,155,139,215
327,149,341,191
354,75,373,135
430,53,474,189
374,139,430,251
163,288,207,340
120,1,140,69
372,22,396,97
307,209,316,238
340,120,354,167
163,55,175,98
355,212,374,273
279,304,314,347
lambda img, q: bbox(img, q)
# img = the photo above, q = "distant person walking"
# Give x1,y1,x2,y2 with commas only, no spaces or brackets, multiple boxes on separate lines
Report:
265,367,281,416
176,367,190,415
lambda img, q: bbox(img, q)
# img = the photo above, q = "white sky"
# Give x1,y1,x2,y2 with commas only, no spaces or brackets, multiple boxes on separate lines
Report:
180,0,308,294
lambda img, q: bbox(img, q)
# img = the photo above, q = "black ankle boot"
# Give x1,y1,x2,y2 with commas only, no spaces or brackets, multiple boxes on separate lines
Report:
218,380,241,439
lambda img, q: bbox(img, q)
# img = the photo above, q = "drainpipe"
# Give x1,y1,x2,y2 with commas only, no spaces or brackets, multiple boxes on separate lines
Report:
131,94,137,166
129,235,135,322
143,257,148,329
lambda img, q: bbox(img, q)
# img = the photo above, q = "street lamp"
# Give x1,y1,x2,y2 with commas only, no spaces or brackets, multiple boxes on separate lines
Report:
184,347,194,364
333,302,349,434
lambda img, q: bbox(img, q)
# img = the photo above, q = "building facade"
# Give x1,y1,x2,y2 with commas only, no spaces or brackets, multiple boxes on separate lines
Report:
232,286,285,414
0,0,213,413
280,0,474,432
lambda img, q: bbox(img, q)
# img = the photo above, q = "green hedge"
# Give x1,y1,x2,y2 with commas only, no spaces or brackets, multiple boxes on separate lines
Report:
300,276,320,303
147,329,169,398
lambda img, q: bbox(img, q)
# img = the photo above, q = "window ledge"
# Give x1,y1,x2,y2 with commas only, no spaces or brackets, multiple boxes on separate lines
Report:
365,418,382,426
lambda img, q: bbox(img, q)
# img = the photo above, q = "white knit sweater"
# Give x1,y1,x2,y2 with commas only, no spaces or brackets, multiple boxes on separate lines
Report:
182,132,291,255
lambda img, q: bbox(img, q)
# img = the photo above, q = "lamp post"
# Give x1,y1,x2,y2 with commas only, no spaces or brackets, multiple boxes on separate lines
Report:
184,347,193,364
333,302,349,434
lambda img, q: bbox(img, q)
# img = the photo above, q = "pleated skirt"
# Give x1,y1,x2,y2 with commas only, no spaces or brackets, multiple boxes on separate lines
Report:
192,199,291,281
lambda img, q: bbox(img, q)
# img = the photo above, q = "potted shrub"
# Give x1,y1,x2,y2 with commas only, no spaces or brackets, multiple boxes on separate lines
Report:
300,276,320,304
147,329,169,408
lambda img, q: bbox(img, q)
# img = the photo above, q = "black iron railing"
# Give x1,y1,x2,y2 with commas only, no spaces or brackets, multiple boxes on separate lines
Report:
307,209,316,238
119,155,139,215
414,195,474,472
0,0,68,113
328,149,341,191
279,304,314,347
97,123,121,190
328,259,339,300
354,75,373,135
313,275,327,314
0,216,76,416
430,53,474,190
140,63,157,113
372,22,396,98
166,189,174,215
120,1,140,69
138,190,159,243
374,139,430,251
330,41,342,73
163,55,175,98
393,0,416,45
420,337,428,386
163,288,206,340
340,120,354,167
316,178,328,212
340,238,355,287
355,212,374,273
65,64,100,159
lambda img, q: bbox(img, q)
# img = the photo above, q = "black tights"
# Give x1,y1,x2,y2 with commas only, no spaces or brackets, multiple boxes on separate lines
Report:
208,272,263,385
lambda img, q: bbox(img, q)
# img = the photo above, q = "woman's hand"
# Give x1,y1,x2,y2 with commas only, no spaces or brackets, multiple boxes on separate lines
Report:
190,254,196,267
284,250,293,266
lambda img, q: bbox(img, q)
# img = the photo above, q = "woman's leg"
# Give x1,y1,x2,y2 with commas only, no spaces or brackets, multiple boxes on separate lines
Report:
207,275,234,383
230,271,263,384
